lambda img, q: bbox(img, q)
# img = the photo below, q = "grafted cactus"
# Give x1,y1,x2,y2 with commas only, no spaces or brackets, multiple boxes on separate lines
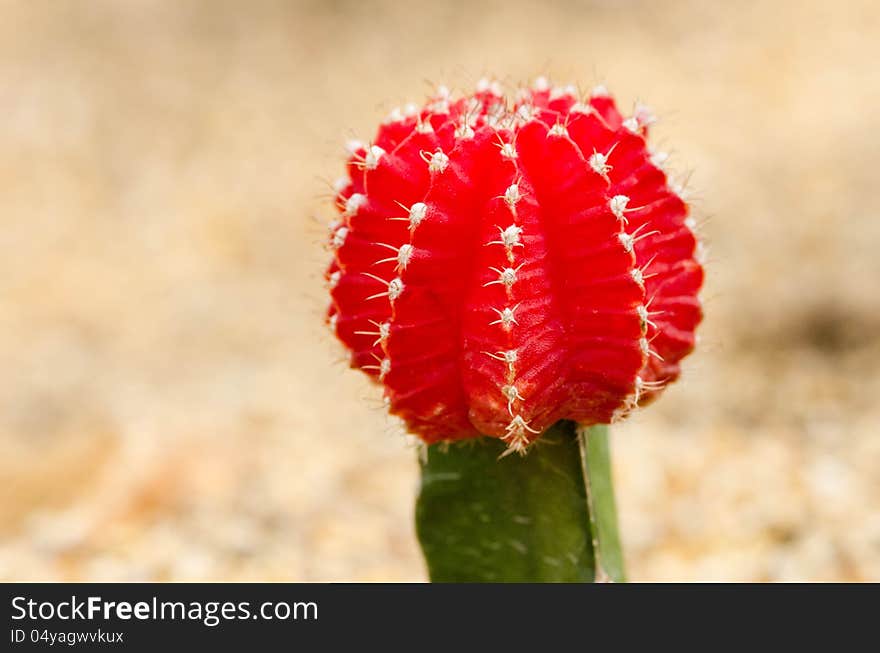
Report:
324,78,703,581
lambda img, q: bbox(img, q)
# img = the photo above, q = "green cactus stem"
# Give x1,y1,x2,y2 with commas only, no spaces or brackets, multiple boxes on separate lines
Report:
415,421,625,582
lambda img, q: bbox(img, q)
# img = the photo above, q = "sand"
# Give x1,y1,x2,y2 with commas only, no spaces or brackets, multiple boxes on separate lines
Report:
1,0,878,581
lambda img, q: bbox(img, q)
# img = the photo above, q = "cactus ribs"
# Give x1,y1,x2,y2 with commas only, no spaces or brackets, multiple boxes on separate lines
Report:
325,79,702,453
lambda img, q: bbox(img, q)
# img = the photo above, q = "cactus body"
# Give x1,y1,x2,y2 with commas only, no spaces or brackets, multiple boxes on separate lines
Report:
327,80,702,453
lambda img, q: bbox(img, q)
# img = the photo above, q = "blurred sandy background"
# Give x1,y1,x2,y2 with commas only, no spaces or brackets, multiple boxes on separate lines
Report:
1,0,878,581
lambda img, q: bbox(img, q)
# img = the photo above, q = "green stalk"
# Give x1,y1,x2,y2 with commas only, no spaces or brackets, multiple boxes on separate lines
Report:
415,421,625,582
577,423,626,582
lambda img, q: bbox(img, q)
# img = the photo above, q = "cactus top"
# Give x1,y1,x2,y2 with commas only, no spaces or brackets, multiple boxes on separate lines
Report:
325,79,703,453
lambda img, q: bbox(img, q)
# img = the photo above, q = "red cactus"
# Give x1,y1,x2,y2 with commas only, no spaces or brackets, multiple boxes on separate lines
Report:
325,79,703,453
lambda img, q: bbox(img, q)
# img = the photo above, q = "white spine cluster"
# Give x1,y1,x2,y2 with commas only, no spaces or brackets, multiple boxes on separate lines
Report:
475,77,503,96
415,118,434,134
547,123,569,138
345,139,364,155
387,277,404,301
650,149,669,169
502,415,539,456
396,244,413,269
515,104,537,124
622,117,640,133
425,149,449,173
455,120,475,140
363,273,405,303
331,226,348,250
549,84,577,101
384,107,405,124
609,194,630,221
490,305,519,330
631,267,643,285
343,193,366,218
589,151,608,176
489,224,524,254
364,145,385,170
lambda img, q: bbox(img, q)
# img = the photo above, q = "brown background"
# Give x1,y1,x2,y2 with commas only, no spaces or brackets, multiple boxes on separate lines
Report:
1,0,878,581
